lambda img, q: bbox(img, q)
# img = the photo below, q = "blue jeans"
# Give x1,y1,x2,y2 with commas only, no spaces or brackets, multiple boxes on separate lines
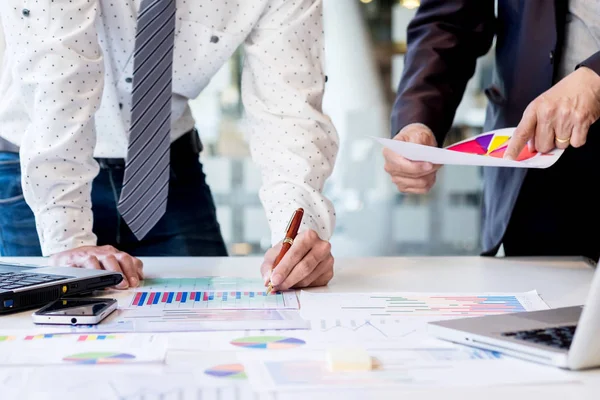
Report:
0,150,228,257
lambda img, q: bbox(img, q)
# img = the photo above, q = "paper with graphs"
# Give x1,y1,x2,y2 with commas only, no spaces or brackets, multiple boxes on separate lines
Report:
376,128,563,168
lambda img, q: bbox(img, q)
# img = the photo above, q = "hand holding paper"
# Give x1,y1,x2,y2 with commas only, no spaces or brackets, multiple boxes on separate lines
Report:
378,127,564,169
382,123,441,194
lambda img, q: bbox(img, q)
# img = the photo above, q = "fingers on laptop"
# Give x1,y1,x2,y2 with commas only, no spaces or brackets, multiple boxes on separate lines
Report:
50,245,144,290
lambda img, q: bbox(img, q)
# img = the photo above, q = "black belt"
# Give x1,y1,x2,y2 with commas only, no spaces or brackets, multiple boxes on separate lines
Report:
96,129,202,169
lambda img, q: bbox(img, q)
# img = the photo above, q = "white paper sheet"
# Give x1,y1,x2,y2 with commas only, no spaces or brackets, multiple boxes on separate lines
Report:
376,128,564,168
165,324,449,358
242,350,576,392
306,318,444,348
116,309,308,332
0,365,255,400
0,367,28,399
0,332,166,366
20,306,308,335
300,290,549,321
167,330,313,353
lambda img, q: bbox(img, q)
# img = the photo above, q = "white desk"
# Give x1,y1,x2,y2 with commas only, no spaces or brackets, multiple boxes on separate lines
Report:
1,256,599,399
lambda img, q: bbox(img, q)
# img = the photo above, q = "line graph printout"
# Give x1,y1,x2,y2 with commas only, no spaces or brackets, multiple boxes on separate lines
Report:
300,291,549,320
314,319,424,343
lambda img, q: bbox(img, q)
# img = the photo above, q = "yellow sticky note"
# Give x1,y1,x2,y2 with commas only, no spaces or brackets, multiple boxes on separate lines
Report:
326,348,373,372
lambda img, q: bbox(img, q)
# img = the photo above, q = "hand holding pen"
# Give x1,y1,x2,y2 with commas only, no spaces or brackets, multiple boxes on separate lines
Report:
262,208,335,292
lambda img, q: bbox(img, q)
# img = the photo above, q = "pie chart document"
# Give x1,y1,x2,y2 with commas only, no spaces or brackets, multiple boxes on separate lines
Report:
376,128,564,168
0,331,167,366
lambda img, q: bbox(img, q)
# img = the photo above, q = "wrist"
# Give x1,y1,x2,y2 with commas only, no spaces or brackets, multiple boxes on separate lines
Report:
580,66,600,90
395,123,438,147
578,67,600,118
399,123,434,135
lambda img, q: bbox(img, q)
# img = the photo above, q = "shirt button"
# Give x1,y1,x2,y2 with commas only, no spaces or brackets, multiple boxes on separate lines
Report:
125,77,133,83
22,9,30,17
549,50,555,64
210,35,219,44
119,103,123,110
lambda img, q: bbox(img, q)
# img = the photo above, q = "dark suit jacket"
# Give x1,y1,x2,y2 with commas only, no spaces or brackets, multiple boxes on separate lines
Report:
391,0,600,254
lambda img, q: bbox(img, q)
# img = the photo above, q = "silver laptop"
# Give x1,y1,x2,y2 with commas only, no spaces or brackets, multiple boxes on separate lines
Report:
0,261,123,314
428,264,600,370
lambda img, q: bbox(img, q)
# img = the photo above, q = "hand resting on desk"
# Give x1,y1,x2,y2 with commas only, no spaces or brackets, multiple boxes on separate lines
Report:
261,230,334,291
50,245,144,290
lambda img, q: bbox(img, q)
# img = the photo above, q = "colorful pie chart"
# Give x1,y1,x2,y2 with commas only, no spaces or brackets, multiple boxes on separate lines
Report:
230,336,306,350
446,132,538,161
204,363,247,379
63,352,136,364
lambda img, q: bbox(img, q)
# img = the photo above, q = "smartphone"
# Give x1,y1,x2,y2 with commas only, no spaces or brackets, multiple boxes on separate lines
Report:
32,298,118,325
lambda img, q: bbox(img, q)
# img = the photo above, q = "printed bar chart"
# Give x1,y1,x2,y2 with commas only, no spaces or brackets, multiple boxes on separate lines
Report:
345,295,526,317
23,334,63,341
129,290,298,310
139,277,264,292
77,335,122,342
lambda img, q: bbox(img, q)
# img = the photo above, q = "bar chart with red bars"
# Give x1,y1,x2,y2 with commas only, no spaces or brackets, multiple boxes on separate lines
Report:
128,290,299,310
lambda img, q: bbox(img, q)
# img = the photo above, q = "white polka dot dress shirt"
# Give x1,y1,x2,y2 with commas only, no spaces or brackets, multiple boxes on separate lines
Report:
0,0,339,256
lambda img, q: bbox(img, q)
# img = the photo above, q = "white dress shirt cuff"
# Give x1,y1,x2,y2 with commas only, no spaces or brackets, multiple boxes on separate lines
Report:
264,198,335,247
36,208,97,256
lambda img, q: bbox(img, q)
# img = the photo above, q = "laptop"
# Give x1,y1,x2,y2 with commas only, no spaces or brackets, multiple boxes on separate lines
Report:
428,263,600,370
0,261,123,315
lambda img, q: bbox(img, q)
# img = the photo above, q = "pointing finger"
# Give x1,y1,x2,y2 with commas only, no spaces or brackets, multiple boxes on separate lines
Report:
505,106,537,160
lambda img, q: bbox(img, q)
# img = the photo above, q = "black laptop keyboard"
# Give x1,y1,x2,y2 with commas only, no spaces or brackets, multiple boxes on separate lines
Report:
501,325,576,350
0,272,69,291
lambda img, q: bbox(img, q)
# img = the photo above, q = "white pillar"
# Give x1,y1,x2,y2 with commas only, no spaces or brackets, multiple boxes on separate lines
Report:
0,17,5,65
322,0,394,256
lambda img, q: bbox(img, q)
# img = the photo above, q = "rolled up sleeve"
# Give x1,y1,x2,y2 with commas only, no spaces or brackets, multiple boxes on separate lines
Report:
2,0,103,255
242,0,339,245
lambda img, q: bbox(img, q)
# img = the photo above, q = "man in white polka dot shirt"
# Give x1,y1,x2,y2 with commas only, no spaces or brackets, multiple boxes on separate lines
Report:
0,0,338,290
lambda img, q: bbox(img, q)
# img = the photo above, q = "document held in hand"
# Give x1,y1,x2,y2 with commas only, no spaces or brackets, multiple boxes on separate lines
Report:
376,128,564,168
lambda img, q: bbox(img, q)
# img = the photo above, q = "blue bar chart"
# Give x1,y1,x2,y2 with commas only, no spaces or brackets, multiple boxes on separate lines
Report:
129,290,298,310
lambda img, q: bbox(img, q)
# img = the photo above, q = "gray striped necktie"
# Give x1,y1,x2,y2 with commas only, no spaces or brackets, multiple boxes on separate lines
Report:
118,0,176,240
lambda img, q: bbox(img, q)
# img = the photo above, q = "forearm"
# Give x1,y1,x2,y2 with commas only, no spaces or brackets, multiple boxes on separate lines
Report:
244,0,338,244
247,114,338,244
3,0,103,255
391,0,495,146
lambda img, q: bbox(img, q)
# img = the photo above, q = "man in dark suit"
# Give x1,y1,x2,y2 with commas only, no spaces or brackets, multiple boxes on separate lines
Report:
384,0,600,260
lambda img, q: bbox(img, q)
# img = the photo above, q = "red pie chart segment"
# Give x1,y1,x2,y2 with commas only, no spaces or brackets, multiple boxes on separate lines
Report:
488,146,537,161
447,140,486,155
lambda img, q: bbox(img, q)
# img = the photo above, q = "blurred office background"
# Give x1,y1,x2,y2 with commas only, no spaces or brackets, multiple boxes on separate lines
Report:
193,0,494,257
0,1,494,257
